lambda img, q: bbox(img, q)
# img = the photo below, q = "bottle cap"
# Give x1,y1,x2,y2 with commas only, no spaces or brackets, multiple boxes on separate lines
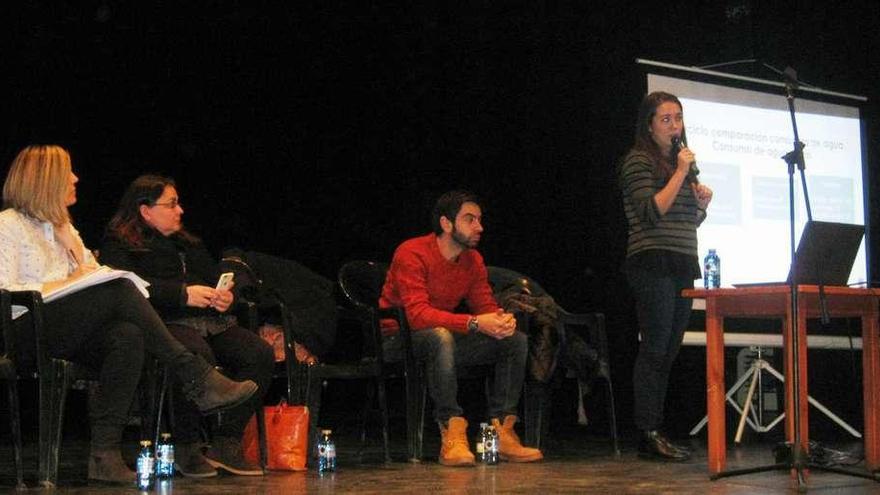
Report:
321,429,332,435
161,433,171,440
479,422,488,428
140,440,152,447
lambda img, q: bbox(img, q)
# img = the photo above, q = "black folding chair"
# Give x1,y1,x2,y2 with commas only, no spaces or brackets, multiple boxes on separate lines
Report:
1,290,26,489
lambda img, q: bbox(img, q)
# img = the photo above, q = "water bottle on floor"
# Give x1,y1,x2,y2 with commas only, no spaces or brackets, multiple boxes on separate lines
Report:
158,478,173,495
484,425,499,465
704,248,721,289
476,422,488,463
317,429,337,474
136,440,155,490
156,432,175,479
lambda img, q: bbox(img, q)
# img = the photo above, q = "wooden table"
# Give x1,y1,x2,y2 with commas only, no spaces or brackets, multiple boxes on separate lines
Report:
682,285,880,475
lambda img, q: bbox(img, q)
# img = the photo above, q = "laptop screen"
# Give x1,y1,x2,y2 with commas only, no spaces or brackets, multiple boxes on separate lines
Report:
786,221,865,286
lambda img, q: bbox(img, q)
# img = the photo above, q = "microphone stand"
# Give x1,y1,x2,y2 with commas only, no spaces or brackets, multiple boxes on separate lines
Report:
710,68,878,488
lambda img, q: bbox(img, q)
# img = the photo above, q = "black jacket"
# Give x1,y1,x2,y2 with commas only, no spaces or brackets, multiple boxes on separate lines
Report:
100,232,222,322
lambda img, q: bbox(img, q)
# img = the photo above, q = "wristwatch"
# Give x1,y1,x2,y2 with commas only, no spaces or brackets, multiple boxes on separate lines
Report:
467,316,479,334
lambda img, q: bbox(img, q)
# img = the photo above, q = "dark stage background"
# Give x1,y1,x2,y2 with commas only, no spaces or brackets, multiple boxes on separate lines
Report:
3,2,879,436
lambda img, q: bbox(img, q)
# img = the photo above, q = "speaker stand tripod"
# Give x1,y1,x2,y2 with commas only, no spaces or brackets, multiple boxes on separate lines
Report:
690,347,861,442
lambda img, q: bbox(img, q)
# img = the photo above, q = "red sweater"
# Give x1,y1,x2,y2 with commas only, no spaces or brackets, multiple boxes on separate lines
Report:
379,233,498,335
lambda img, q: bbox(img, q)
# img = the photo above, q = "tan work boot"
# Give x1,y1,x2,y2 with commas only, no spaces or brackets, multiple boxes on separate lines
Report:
439,417,475,467
492,415,544,462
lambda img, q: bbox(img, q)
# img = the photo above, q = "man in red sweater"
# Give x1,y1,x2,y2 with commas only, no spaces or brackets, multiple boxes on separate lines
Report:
380,190,543,466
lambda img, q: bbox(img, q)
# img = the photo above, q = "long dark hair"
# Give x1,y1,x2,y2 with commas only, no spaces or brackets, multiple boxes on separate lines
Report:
105,174,198,247
631,91,687,179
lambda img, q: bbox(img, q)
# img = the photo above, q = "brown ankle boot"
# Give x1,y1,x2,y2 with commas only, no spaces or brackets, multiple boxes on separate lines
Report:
185,367,258,416
492,415,543,463
204,436,264,476
88,448,135,484
175,442,218,478
439,417,475,467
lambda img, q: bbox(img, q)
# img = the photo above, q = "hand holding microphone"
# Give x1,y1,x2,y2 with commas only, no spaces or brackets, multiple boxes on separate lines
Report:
670,136,700,184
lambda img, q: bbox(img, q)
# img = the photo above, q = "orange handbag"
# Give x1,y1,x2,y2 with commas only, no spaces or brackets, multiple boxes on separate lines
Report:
242,401,309,471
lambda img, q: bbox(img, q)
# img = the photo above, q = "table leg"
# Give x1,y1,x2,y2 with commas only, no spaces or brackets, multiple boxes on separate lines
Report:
863,305,880,471
795,304,810,453
705,299,726,474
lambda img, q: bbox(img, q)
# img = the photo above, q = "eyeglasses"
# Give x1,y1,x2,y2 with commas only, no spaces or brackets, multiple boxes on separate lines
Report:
152,199,181,209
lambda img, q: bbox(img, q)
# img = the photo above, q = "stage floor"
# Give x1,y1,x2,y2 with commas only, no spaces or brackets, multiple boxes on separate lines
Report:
1,425,877,494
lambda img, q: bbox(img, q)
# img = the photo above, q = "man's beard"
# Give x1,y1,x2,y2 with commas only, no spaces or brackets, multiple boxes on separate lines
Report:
451,226,479,249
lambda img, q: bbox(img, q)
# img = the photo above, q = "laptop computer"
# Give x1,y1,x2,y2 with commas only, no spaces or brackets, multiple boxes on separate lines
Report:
732,220,865,288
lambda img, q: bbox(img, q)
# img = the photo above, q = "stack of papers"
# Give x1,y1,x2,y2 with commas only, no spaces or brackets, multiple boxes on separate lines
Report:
11,266,150,319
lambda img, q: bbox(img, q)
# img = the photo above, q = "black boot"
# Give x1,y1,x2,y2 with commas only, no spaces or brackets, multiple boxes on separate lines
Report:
637,430,690,462
174,353,258,416
665,435,693,455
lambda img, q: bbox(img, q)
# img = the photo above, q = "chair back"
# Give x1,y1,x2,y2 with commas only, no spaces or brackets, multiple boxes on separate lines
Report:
1,290,12,360
487,266,548,297
1,289,17,377
0,289,25,488
338,260,389,310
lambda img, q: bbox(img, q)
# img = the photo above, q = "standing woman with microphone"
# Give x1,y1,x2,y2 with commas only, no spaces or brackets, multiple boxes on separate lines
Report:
619,92,713,461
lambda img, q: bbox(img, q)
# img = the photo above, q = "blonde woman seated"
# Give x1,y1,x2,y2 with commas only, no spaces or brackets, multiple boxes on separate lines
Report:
0,145,257,484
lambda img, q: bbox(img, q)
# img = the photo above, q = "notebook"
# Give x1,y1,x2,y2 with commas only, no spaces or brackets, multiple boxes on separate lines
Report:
732,221,865,288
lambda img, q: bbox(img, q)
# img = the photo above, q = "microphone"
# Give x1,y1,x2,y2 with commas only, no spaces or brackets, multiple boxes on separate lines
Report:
670,135,681,164
670,136,700,183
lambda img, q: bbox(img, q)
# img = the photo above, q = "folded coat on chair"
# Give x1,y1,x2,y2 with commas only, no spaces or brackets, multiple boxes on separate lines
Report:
491,268,601,385
221,249,337,357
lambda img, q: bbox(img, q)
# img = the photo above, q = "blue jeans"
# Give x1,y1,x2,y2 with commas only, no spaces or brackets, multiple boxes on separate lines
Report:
626,266,694,431
384,328,528,424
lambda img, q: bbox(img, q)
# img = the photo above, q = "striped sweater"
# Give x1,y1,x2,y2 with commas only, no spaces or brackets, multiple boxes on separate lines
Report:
620,150,705,270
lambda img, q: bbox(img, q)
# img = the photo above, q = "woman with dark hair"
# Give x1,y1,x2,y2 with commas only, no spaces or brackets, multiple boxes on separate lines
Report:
101,174,274,478
0,145,257,484
619,92,713,461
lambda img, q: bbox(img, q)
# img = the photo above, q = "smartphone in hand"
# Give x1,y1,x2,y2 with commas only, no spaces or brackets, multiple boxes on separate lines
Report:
215,272,234,291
